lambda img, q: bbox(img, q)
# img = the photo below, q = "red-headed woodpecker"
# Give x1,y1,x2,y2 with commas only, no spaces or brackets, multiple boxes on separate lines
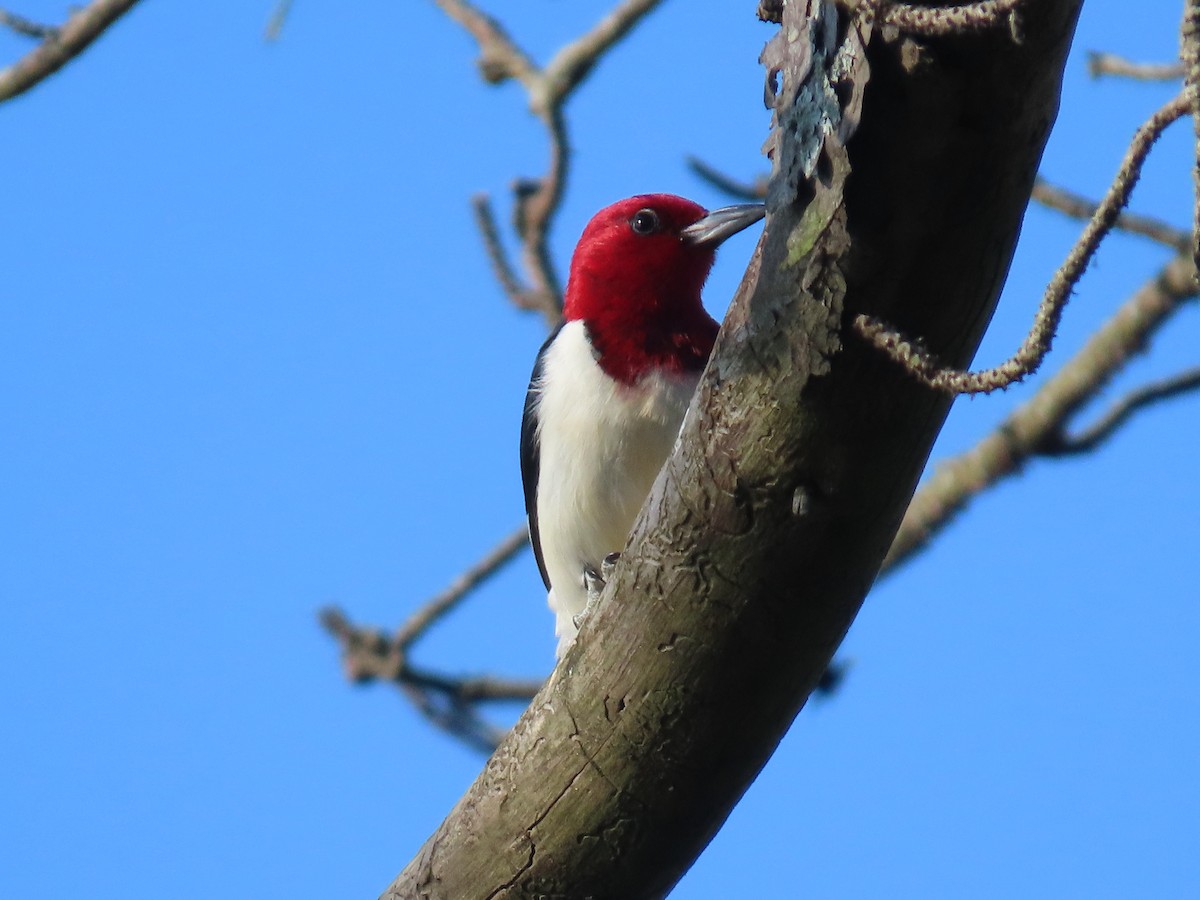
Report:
521,194,765,656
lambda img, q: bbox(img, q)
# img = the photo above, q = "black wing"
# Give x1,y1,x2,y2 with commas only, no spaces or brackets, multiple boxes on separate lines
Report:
520,325,562,590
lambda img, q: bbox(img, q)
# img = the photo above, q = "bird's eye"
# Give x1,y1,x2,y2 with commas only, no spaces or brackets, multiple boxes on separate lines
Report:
630,209,660,235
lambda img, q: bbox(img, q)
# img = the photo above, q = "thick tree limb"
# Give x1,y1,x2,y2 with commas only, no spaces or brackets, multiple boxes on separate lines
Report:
386,0,1083,895
0,0,142,103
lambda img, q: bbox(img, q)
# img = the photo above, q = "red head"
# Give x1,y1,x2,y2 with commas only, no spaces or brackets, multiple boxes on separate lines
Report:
563,194,764,385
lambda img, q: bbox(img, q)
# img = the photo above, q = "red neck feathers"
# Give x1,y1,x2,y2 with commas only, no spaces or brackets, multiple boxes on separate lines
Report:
563,195,722,386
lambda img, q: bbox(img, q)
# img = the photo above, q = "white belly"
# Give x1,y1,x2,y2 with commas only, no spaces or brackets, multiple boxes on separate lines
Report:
534,321,700,654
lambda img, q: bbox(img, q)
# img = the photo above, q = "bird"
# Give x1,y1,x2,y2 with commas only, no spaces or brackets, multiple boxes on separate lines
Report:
520,194,765,656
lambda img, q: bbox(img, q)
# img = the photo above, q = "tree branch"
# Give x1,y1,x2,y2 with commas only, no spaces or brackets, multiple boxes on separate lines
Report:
686,155,768,202
0,0,142,103
320,527,536,748
1031,177,1190,252
1039,366,1200,456
264,0,293,42
321,603,542,752
537,0,663,112
1086,52,1185,81
433,0,665,326
854,91,1192,394
1181,1,1200,276
884,251,1198,573
0,9,58,40
431,0,538,86
394,526,530,651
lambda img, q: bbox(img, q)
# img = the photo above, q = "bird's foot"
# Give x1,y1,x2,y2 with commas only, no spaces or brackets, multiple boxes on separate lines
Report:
575,553,622,630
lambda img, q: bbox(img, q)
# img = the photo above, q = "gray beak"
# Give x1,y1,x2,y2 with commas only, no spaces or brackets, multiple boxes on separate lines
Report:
680,203,765,247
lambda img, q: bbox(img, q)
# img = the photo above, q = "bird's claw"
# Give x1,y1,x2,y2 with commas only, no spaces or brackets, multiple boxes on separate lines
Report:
575,553,622,630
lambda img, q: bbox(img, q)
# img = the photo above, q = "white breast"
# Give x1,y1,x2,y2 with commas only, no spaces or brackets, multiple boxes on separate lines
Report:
533,321,700,655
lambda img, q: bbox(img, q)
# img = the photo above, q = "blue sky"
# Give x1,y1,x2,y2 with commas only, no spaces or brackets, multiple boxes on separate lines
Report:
2,2,1196,898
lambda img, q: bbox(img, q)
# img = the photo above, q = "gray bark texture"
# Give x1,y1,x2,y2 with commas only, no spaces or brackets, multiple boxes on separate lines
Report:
388,1,1083,897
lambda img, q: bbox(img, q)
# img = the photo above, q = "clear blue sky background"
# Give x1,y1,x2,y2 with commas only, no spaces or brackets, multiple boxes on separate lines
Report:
2,2,1196,898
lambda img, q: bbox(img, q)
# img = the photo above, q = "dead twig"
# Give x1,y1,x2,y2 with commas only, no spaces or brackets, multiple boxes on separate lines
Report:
322,604,543,752
1087,52,1185,81
471,195,536,311
436,0,666,326
0,0,142,103
883,251,1199,574
394,525,529,650
0,9,59,40
1039,367,1200,456
1032,177,1190,253
686,156,767,202
855,92,1193,395
1181,2,1200,276
264,0,293,42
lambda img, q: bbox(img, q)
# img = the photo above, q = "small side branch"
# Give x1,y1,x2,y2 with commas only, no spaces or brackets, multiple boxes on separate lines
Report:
264,0,293,42
322,608,542,752
0,9,59,40
471,194,534,310
1181,1,1200,276
1087,52,1185,81
883,251,1199,574
0,0,142,104
433,0,666,327
855,92,1193,395
394,525,529,650
432,0,537,86
1039,367,1200,456
687,156,768,202
1032,177,1190,253
321,526,537,749
538,0,663,111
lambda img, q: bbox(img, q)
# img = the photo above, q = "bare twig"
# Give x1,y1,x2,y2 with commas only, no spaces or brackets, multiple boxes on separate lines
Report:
1032,177,1190,253
394,525,529,650
321,526,534,748
0,0,142,103
855,92,1193,395
1040,367,1200,456
0,9,59,40
322,606,543,751
1087,52,1186,81
1182,1,1200,276
883,251,1199,573
264,0,293,42
687,156,768,202
471,194,536,310
537,0,663,112
511,104,567,319
431,0,537,85
432,0,667,326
